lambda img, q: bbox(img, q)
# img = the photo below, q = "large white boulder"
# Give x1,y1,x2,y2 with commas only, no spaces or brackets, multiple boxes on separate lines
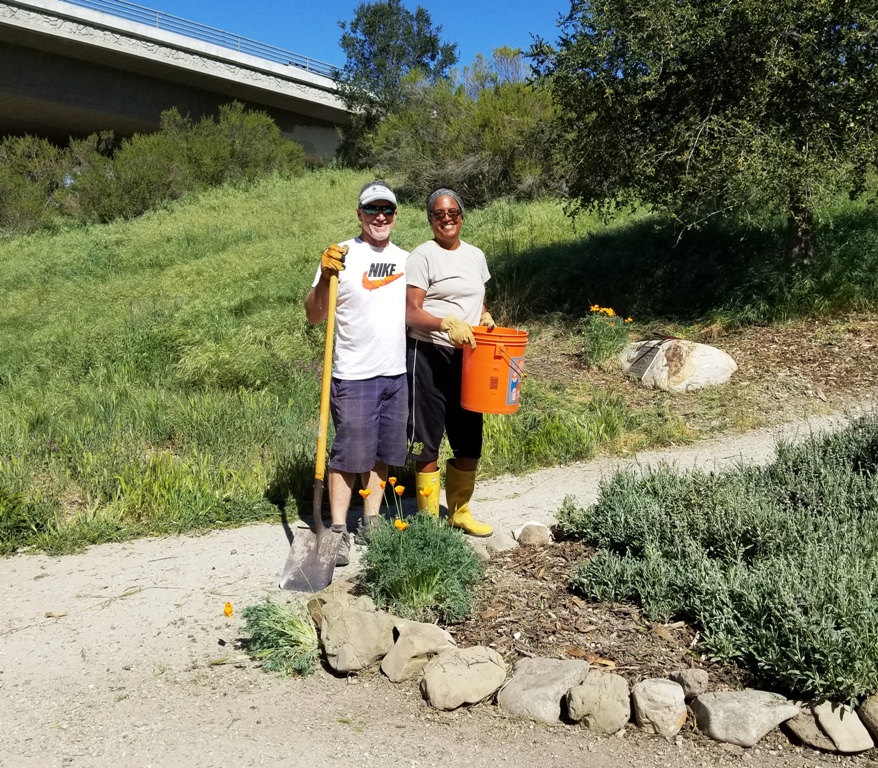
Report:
621,339,737,393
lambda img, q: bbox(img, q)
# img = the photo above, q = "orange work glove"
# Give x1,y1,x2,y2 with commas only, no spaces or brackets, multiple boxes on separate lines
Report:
320,244,348,279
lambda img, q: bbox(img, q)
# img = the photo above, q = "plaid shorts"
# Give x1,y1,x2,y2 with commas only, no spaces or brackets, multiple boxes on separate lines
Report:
328,374,408,474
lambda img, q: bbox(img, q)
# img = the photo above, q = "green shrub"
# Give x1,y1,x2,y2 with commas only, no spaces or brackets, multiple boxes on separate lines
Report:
242,597,320,675
6,102,305,229
367,49,559,205
578,306,632,367
209,102,305,182
559,412,878,702
361,514,483,623
0,135,67,232
70,131,186,222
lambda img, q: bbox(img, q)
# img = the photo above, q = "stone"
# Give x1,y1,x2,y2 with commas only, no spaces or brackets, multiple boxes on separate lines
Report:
421,646,507,710
668,669,709,700
320,606,397,673
691,690,799,748
380,620,456,683
307,578,358,624
351,595,377,612
784,703,837,752
812,701,874,753
566,670,631,734
487,532,518,554
631,679,687,739
857,694,878,742
620,339,737,393
468,540,491,562
497,657,590,724
513,521,552,546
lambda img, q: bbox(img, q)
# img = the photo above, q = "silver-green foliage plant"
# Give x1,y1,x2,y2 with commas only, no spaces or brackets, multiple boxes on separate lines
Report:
559,412,878,701
242,597,320,676
361,514,483,623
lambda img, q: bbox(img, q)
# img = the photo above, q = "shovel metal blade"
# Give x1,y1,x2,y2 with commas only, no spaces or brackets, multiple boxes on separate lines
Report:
278,523,340,592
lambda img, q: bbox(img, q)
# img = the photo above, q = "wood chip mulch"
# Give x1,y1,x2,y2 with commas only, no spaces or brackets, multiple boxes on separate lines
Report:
449,540,751,690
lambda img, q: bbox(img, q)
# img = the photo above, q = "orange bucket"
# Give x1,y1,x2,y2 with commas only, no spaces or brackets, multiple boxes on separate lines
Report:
461,326,528,414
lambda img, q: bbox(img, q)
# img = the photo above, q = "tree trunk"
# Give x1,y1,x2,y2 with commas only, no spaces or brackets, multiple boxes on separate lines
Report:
785,196,814,268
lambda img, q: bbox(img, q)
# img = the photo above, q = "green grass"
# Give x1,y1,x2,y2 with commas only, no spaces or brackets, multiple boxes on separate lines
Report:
558,412,878,702
480,196,878,325
2,168,878,553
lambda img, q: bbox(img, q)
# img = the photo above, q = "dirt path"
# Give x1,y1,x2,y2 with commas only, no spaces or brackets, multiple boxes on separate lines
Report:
1,411,872,768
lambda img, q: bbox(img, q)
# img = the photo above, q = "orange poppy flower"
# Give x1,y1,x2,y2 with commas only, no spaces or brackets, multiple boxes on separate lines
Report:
419,487,433,497
388,476,397,486
358,489,371,499
394,485,405,496
224,602,233,618
394,519,409,531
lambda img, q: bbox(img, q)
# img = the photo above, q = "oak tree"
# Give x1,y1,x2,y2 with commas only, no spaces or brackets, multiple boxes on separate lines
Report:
535,0,878,264
335,0,457,120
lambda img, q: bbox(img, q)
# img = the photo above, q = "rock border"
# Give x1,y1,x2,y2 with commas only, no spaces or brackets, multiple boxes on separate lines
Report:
301,529,878,756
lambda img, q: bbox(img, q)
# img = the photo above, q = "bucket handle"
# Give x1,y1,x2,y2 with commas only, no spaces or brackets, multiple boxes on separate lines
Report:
493,344,525,379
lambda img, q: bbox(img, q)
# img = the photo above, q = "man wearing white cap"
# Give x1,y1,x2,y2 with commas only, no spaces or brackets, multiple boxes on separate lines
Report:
305,180,408,565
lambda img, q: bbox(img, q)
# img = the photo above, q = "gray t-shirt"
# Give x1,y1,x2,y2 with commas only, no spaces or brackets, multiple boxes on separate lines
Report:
406,239,490,348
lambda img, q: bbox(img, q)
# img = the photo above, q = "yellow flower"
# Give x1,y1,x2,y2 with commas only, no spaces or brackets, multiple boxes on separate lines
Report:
224,602,233,618
602,307,615,316
388,476,397,486
358,488,371,499
394,519,409,531
379,480,386,489
419,487,433,497
625,317,633,324
394,485,405,496
590,304,601,312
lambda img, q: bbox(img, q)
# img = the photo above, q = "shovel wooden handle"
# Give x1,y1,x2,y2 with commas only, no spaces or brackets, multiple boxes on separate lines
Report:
315,272,338,484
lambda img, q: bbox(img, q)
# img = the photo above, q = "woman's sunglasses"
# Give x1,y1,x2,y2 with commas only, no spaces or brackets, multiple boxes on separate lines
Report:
429,209,462,221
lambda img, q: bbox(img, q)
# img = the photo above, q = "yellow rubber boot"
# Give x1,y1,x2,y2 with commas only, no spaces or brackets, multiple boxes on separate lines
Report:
416,470,441,517
445,463,492,537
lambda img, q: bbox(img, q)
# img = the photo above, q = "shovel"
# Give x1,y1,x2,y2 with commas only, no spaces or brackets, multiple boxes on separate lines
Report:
279,271,341,592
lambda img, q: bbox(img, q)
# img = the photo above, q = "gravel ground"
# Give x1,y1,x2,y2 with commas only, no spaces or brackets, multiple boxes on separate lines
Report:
3,410,878,768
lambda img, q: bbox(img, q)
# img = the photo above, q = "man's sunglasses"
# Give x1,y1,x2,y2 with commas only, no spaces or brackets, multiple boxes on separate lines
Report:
361,205,397,216
429,209,462,221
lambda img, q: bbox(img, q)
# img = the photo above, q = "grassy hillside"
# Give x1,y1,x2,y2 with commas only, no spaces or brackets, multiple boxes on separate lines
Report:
0,170,616,552
1,168,876,553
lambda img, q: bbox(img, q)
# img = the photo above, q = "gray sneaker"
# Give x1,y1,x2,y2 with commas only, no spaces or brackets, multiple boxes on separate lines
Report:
335,530,351,567
354,514,382,545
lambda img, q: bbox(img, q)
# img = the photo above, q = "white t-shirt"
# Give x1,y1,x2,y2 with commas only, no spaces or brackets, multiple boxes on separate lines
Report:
311,237,408,380
405,239,490,348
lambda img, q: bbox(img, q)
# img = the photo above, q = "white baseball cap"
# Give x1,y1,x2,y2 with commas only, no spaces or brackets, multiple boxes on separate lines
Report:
358,183,397,207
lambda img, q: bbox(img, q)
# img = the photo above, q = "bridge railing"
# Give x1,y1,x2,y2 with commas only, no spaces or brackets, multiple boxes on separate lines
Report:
57,0,337,77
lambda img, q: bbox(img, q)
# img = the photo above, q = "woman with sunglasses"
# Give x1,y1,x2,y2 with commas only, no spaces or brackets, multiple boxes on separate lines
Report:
404,188,496,536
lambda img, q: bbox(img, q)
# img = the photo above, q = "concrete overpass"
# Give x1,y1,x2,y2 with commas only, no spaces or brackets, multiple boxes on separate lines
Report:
0,0,349,160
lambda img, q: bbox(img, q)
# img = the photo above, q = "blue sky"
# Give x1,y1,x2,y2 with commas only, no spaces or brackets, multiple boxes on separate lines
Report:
129,0,570,72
